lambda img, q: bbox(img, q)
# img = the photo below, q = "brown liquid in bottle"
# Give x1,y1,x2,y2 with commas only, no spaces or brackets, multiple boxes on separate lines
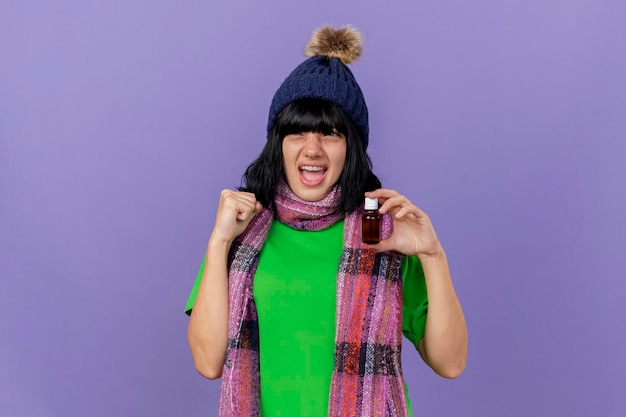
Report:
362,197,381,244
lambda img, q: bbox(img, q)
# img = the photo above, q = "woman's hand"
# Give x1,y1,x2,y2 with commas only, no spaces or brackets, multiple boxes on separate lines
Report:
364,189,442,259
211,190,263,245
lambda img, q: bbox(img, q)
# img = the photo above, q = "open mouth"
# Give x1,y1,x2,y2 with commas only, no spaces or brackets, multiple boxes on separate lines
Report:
299,165,327,186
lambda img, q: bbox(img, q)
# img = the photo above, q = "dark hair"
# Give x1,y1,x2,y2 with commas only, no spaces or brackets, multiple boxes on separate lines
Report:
240,98,381,213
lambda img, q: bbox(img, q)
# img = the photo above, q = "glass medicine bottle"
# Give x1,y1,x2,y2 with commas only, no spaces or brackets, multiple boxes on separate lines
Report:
362,197,381,244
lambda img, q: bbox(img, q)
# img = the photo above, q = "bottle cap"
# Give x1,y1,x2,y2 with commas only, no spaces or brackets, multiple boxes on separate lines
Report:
364,197,378,210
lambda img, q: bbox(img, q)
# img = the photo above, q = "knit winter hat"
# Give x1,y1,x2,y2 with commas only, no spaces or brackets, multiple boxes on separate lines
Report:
267,26,370,147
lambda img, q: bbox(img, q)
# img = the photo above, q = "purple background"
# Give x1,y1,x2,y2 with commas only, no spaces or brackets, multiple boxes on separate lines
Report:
1,1,625,416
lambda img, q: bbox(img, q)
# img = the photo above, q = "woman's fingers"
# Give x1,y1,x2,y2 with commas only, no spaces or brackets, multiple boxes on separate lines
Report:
366,189,428,219
236,200,263,220
379,196,417,217
365,188,397,205
221,190,256,207
221,191,257,216
214,190,263,241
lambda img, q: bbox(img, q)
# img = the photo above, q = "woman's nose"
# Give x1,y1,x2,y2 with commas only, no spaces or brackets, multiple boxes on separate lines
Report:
303,133,322,157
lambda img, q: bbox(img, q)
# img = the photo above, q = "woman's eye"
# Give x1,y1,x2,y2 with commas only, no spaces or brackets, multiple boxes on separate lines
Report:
285,133,304,140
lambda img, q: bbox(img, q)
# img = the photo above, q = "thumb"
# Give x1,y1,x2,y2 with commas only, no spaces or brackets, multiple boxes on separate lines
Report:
237,201,263,220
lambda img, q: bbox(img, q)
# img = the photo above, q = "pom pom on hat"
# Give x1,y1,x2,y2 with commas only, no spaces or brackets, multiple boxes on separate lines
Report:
304,25,363,65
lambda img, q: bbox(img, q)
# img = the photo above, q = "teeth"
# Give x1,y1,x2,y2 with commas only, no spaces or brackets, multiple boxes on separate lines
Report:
300,165,325,171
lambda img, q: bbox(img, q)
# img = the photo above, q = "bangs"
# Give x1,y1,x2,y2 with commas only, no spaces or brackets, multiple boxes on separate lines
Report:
275,98,348,138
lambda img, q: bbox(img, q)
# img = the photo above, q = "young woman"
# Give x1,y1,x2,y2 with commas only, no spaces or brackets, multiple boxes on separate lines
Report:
185,26,467,417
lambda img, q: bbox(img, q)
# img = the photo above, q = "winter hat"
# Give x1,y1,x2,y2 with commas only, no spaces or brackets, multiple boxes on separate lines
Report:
267,26,370,147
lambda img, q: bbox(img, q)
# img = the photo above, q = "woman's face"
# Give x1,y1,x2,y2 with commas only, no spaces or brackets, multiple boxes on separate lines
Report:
282,130,347,201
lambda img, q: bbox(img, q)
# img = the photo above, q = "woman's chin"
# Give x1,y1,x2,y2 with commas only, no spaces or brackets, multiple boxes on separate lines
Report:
289,183,329,202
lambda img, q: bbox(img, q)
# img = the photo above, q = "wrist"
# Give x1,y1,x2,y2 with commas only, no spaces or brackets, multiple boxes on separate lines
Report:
416,246,446,263
417,248,451,287
208,234,234,252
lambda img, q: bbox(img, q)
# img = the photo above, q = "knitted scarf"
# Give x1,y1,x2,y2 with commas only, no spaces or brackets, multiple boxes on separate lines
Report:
219,184,407,417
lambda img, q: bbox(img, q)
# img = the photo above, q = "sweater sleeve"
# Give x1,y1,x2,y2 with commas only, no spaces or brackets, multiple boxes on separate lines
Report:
401,255,429,349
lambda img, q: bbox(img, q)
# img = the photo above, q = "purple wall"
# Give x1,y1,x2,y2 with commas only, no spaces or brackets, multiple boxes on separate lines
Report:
2,1,625,416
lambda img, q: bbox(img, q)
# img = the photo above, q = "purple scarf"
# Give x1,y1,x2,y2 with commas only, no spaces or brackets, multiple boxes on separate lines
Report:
219,184,408,416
